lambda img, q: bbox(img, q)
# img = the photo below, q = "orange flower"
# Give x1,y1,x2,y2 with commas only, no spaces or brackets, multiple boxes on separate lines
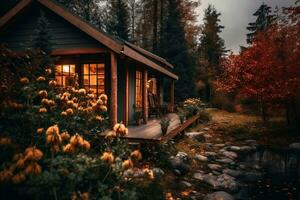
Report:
38,90,48,98
36,76,46,82
41,98,49,106
105,131,117,139
78,88,86,95
11,172,26,184
66,108,74,115
61,131,70,140
100,152,114,164
24,163,42,175
49,80,57,87
0,169,13,182
100,105,107,112
63,144,74,153
46,125,59,136
39,107,47,113
61,111,67,117
45,68,52,75
70,134,84,147
20,77,29,84
82,140,91,150
0,137,12,146
80,192,90,200
95,115,103,121
37,128,44,135
130,150,142,161
122,159,133,170
99,94,108,102
24,147,43,161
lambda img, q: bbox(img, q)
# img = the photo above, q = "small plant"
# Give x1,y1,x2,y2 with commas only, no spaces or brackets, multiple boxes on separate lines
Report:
160,117,170,135
183,98,203,117
133,110,142,125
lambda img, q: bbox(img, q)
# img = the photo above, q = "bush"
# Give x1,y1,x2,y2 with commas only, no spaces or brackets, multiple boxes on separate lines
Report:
0,51,154,199
182,98,203,117
211,93,235,112
198,110,211,122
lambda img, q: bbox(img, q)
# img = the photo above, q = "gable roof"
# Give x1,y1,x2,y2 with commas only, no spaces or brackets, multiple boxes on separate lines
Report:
0,0,178,80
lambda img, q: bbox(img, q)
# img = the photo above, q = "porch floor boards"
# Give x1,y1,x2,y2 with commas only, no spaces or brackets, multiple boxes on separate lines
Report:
126,113,180,140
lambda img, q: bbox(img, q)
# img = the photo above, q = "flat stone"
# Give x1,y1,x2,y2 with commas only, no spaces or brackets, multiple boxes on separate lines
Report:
223,168,242,177
180,181,192,188
215,143,226,147
212,170,221,175
194,154,208,162
204,191,234,200
222,151,238,159
176,151,188,161
216,158,234,164
186,132,206,142
205,152,217,157
228,146,241,151
193,172,205,181
208,164,222,171
289,143,300,150
204,134,212,139
239,146,254,152
152,168,165,178
203,127,210,131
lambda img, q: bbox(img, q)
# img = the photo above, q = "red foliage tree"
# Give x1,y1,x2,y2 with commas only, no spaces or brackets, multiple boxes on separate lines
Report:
217,4,300,122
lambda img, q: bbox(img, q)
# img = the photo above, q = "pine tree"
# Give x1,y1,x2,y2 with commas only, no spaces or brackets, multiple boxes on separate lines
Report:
197,5,226,102
106,0,130,40
161,0,196,102
246,3,275,44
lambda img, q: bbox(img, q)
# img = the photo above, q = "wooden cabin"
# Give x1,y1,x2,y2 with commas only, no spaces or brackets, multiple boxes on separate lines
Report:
0,0,178,127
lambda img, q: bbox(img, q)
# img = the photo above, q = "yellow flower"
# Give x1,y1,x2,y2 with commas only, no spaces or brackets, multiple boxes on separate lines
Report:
61,131,70,140
113,123,128,136
0,137,12,146
0,169,13,182
100,152,114,164
45,68,52,75
61,111,67,117
24,147,43,161
20,77,29,85
61,92,71,101
122,159,133,170
70,134,83,147
38,90,48,98
49,80,57,87
105,131,117,139
46,125,59,136
39,107,47,113
11,172,26,184
41,98,49,105
95,115,103,121
47,100,55,107
66,108,74,115
67,100,74,107
100,105,107,112
36,128,44,135
78,88,86,95
63,144,74,153
24,163,42,175
99,94,108,102
36,76,46,82
82,140,91,150
130,150,142,161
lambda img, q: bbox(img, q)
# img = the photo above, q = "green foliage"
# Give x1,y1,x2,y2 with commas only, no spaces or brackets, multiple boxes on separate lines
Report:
106,0,130,40
160,0,196,102
182,98,203,117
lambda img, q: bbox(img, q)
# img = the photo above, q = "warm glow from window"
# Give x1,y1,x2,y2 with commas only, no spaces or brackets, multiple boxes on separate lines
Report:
135,71,142,108
83,63,105,96
55,64,76,87
148,78,157,95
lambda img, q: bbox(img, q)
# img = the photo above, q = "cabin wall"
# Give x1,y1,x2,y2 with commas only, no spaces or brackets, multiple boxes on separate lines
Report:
128,64,136,124
0,2,105,50
117,58,125,123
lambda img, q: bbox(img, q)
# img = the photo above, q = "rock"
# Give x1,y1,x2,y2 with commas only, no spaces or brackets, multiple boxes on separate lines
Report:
216,158,234,164
152,168,165,178
212,170,221,175
215,174,239,192
205,152,217,157
124,168,145,178
222,151,238,159
193,172,205,180
186,132,206,142
223,168,242,177
180,181,192,188
239,146,254,152
240,171,262,182
208,164,222,171
228,146,241,151
204,134,212,139
176,151,188,161
289,143,300,150
194,154,208,162
168,157,189,175
173,169,182,176
215,143,226,147
245,140,257,144
203,127,210,131
204,191,234,200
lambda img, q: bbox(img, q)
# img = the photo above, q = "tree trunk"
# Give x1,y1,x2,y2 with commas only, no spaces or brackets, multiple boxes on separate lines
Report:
153,0,158,52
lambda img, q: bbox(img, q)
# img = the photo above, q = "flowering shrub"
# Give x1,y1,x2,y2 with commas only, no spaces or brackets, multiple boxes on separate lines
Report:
0,62,152,199
182,98,203,117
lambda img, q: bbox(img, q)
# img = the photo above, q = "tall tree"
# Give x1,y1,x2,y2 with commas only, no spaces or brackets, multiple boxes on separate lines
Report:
161,0,196,102
197,5,226,102
246,3,275,44
106,0,130,40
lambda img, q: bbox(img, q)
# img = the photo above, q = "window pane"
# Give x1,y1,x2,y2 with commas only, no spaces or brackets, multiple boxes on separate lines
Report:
90,64,97,74
135,71,142,108
56,65,62,75
83,75,89,85
70,64,75,75
83,64,89,74
55,64,76,87
90,75,97,85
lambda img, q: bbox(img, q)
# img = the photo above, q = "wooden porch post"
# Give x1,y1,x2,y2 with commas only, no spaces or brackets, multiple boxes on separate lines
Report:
142,69,148,124
170,79,175,112
110,52,118,127
124,61,129,126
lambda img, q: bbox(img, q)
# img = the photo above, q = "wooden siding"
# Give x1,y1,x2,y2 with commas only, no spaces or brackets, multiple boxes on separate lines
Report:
0,3,105,50
117,58,125,122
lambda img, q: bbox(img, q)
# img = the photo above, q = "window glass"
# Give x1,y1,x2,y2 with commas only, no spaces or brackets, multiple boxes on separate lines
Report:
82,63,105,96
135,71,143,108
55,64,76,87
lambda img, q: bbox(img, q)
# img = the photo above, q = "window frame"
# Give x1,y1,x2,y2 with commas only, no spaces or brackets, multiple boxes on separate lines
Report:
135,70,143,108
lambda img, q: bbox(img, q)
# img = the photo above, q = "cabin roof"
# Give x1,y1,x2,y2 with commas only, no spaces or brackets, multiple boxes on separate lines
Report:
0,0,178,80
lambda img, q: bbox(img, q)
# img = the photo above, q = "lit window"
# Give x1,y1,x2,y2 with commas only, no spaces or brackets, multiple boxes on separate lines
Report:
83,64,105,96
135,71,142,108
148,78,157,95
55,64,76,87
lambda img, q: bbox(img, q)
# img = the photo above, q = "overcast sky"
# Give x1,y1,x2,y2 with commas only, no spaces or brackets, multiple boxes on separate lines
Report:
197,0,296,53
